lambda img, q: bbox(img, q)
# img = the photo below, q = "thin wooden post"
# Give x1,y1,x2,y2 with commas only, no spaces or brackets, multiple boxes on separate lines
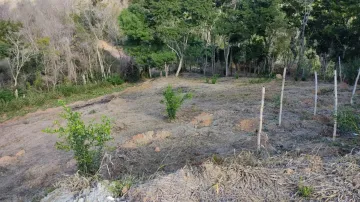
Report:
351,68,360,105
258,86,265,150
279,68,287,126
333,70,338,141
314,71,318,115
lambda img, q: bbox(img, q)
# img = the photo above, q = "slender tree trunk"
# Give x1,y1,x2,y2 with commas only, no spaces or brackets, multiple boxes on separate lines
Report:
279,68,287,126
149,66,152,78
224,40,231,77
175,56,183,77
165,63,168,78
97,47,105,79
298,3,312,78
258,86,265,151
204,53,207,76
333,70,338,141
351,68,360,105
314,71,318,115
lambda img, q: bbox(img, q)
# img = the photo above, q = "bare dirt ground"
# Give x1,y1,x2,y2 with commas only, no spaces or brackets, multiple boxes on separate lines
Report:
0,74,359,201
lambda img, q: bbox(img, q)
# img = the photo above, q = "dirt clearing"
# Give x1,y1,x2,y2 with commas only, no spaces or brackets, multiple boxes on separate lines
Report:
0,74,359,201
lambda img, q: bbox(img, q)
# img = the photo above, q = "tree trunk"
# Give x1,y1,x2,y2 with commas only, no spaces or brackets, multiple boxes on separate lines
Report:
351,68,360,105
175,56,183,77
338,56,343,83
97,47,105,79
204,52,207,76
149,66,152,78
224,41,231,77
165,63,169,78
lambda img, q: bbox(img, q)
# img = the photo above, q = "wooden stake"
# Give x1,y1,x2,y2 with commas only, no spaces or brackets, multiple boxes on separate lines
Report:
279,68,287,126
333,70,338,141
314,71,318,115
258,86,265,150
351,68,360,105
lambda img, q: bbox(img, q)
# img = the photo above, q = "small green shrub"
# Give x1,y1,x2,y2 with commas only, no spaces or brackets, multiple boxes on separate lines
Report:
298,185,313,198
106,75,124,85
337,108,360,134
211,74,219,84
109,176,135,197
235,72,239,79
0,89,15,102
297,177,313,198
44,101,113,175
56,84,80,97
273,94,281,108
205,77,210,83
161,85,192,119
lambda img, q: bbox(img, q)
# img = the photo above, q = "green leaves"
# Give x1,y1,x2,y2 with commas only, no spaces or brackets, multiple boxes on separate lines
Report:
162,85,192,120
44,100,113,175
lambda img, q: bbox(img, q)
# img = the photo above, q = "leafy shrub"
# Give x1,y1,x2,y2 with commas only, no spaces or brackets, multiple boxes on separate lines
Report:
56,84,81,97
161,85,192,119
0,89,15,102
211,74,219,84
337,108,360,134
235,72,239,79
109,176,135,197
297,177,313,198
44,101,113,175
106,75,124,85
205,77,210,83
344,58,360,84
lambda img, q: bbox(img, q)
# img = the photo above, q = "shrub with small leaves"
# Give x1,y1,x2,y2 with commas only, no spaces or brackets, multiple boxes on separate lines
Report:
106,75,124,85
211,74,219,84
205,77,210,83
44,100,113,175
235,72,239,79
297,177,313,198
161,85,192,119
337,107,360,134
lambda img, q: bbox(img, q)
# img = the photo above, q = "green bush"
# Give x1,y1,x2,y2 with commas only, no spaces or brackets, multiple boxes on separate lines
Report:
211,74,219,84
56,84,81,97
337,108,360,134
235,72,239,79
161,85,192,119
44,101,113,175
205,77,210,83
0,89,15,102
106,75,124,85
344,58,360,84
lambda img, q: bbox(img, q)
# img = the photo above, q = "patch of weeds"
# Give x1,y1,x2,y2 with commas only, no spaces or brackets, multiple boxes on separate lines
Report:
212,154,224,165
161,85,193,119
44,100,113,175
211,74,219,84
337,107,360,134
248,78,272,84
234,72,239,79
273,94,281,108
297,177,313,198
109,176,136,197
89,109,97,114
318,87,332,95
205,77,210,83
300,111,312,120
106,75,124,85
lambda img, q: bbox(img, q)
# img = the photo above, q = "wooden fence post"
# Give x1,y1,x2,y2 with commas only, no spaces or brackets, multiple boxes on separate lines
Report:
279,68,286,126
258,86,265,150
333,70,338,141
351,68,360,105
314,71,318,115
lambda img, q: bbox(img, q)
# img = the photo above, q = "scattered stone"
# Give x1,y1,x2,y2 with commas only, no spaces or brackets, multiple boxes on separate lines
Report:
276,74,282,79
238,119,258,132
191,112,213,128
154,147,161,152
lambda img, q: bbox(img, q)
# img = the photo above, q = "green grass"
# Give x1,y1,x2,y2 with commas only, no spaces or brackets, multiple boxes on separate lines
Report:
248,77,273,84
0,82,131,123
